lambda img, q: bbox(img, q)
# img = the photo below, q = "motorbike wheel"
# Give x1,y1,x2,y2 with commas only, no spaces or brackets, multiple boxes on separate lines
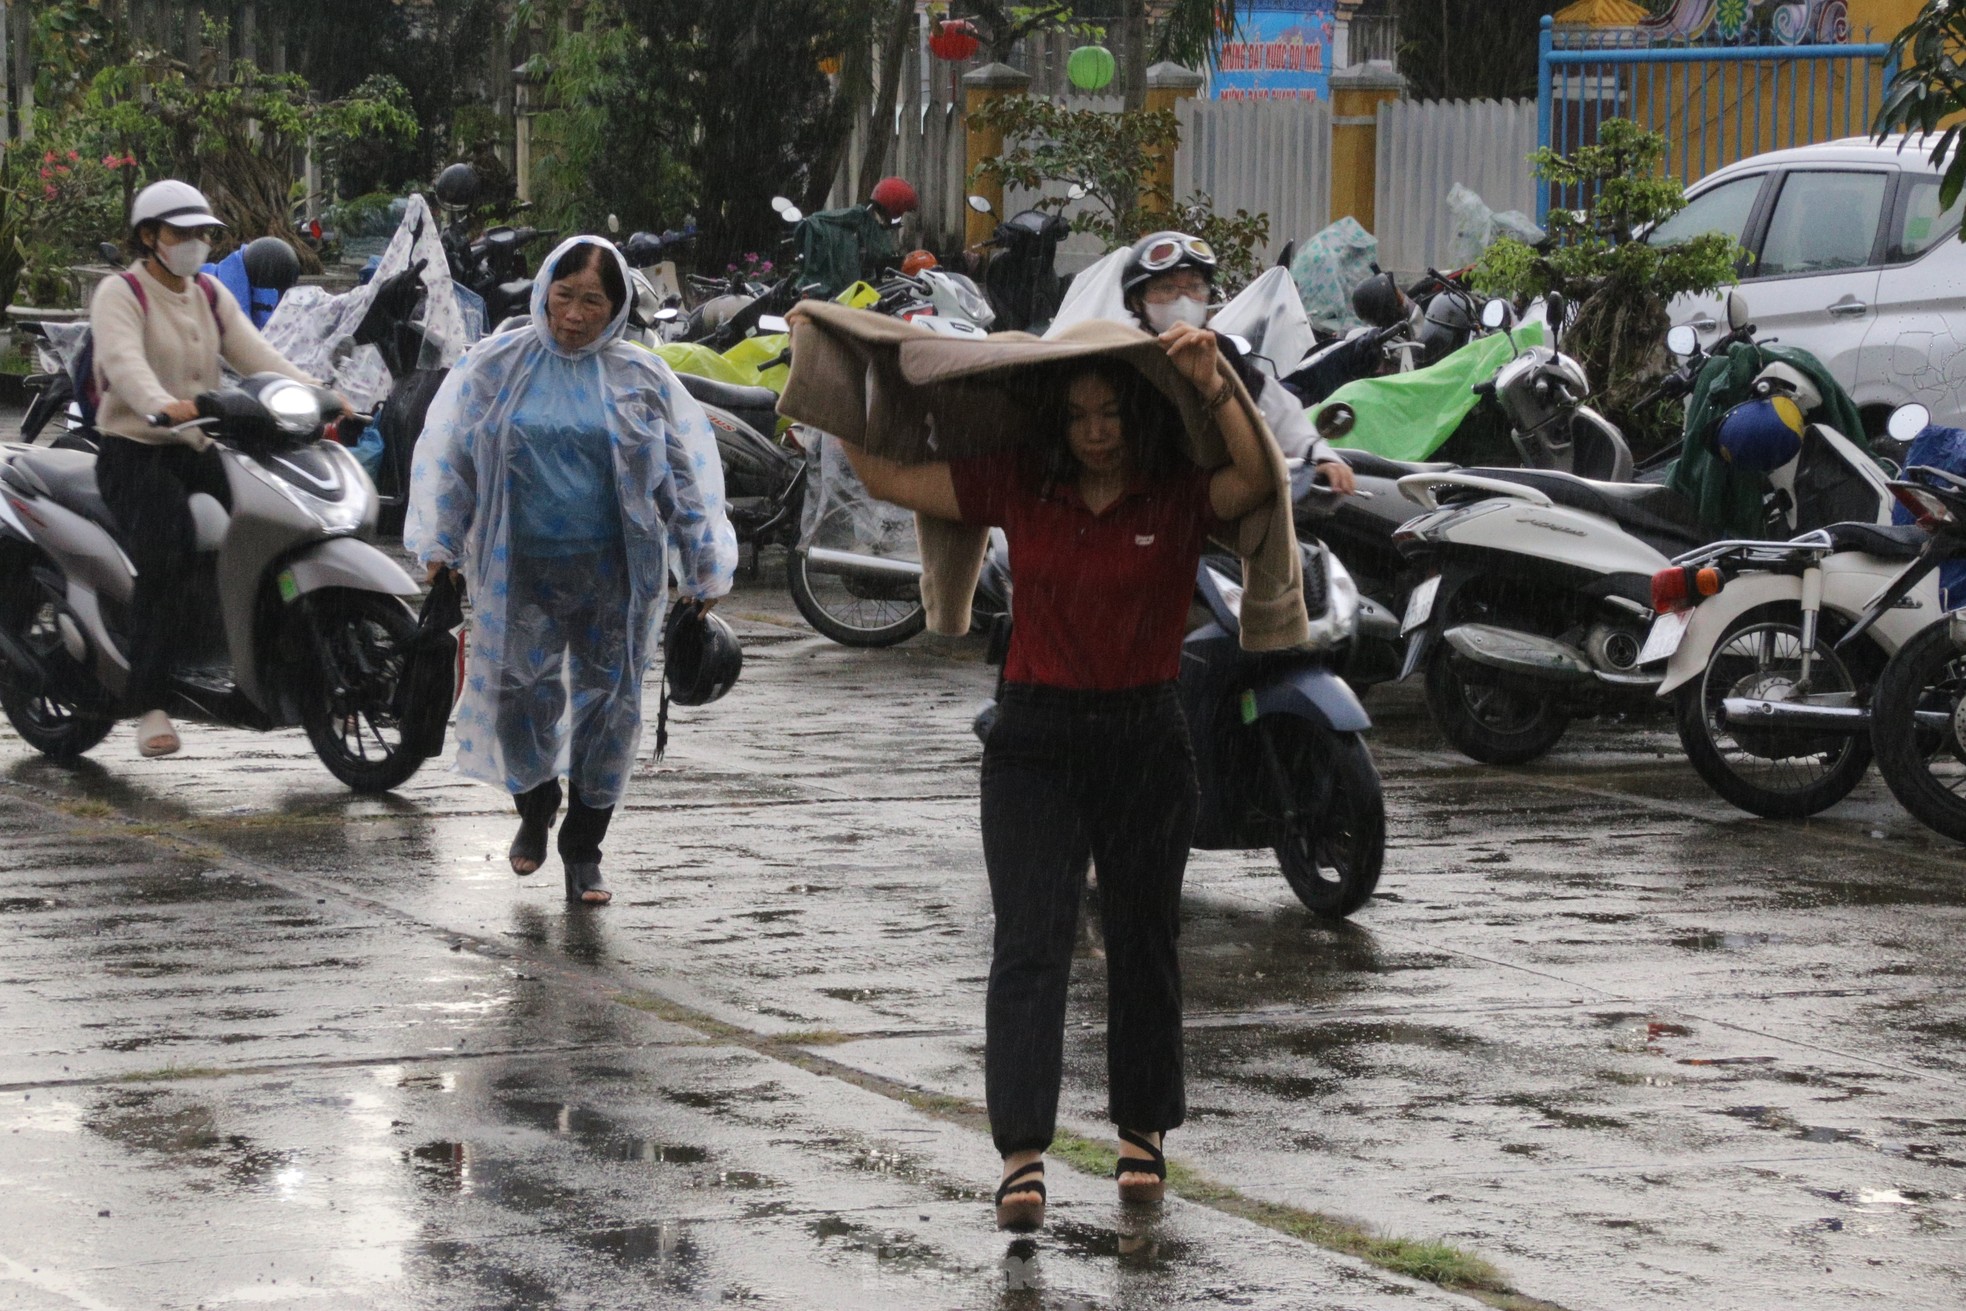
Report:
785,547,926,648
298,589,427,794
1870,622,1966,844
1424,648,1570,765
1269,721,1385,918
0,591,113,761
1674,610,1872,819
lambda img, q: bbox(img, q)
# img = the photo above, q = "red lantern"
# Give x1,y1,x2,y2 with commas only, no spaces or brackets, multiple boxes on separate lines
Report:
929,19,980,62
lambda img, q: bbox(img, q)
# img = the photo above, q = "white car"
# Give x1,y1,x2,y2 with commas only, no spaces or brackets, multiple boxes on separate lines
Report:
1650,136,1966,432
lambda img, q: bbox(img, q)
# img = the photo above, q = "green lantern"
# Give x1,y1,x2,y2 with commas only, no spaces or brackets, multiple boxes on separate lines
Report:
1066,44,1116,92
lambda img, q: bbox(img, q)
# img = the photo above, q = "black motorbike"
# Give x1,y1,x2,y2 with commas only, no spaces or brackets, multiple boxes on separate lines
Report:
973,201,1070,333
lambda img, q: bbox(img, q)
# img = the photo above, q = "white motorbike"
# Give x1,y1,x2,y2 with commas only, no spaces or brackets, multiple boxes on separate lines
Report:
1393,306,1896,765
1642,401,1945,818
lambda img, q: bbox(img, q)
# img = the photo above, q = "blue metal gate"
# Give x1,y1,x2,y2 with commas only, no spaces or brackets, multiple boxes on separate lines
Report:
1534,14,1893,223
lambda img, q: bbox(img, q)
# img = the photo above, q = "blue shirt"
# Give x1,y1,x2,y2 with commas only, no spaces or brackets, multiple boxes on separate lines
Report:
506,360,623,555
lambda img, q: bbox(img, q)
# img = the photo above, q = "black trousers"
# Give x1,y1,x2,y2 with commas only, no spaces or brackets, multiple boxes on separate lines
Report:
94,437,228,713
980,681,1198,1157
514,778,615,863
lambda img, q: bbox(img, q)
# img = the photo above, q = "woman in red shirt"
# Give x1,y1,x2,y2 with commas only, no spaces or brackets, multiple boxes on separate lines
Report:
837,320,1276,1230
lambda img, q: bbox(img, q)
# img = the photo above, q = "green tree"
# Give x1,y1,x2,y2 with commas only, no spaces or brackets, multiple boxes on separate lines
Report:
1472,119,1742,443
1395,0,1548,103
969,94,1270,290
1874,0,1966,225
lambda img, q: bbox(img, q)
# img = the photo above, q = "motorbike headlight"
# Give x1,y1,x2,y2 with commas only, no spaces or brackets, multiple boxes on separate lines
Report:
263,380,324,436
953,277,996,328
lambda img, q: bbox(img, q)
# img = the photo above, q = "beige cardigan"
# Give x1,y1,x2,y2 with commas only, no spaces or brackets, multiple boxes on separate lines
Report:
775,300,1310,652
89,264,315,448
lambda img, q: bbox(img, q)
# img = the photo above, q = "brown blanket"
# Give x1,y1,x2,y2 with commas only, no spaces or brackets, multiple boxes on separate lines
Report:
775,299,1310,651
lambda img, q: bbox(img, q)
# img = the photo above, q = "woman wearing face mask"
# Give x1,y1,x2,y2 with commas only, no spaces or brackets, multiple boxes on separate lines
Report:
407,237,737,906
88,180,326,760
1120,232,1356,495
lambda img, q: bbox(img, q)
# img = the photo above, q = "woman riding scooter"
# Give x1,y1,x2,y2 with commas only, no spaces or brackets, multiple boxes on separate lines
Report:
1118,232,1357,496
89,180,332,759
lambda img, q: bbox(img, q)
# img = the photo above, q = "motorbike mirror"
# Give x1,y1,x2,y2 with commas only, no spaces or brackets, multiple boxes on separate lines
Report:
1222,333,1253,357
1887,402,1932,444
967,195,994,214
1066,183,1089,201
1666,324,1700,358
1315,403,1356,441
770,196,795,215
653,307,681,323
96,241,124,266
781,205,804,224
1727,289,1751,332
1479,299,1513,331
756,314,791,336
607,213,620,234
1277,239,1297,269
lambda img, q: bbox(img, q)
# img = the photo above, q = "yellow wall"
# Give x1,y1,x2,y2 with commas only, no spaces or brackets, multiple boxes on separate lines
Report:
1850,0,1921,42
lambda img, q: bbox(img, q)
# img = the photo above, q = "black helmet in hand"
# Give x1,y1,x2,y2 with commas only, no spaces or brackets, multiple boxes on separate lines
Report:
433,162,481,209
242,236,301,292
664,604,743,707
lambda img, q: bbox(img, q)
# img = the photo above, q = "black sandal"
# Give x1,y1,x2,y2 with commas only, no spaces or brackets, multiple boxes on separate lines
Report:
510,781,561,875
564,861,611,906
994,1160,1046,1232
1115,1128,1167,1204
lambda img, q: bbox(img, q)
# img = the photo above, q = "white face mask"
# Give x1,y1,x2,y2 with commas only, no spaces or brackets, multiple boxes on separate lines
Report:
1143,296,1208,333
156,238,211,278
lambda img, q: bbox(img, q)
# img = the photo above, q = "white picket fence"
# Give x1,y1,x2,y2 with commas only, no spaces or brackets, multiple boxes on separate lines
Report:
1175,98,1333,265
1372,98,1540,280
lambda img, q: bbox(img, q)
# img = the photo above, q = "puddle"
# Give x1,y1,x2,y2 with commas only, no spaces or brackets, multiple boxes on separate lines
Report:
1672,930,1784,951
0,896,56,913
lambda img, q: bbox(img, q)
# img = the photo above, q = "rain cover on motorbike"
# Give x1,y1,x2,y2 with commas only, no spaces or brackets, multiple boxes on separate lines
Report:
1665,341,1873,537
1306,324,1545,462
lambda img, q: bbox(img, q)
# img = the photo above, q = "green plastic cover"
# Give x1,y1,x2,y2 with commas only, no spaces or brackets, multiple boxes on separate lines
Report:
1306,322,1547,461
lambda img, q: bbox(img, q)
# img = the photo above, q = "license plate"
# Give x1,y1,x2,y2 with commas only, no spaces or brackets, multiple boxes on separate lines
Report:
1401,575,1441,636
1638,609,1692,665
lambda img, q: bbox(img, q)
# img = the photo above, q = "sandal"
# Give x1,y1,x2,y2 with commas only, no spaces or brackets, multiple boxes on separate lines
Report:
1115,1128,1167,1205
510,781,561,875
135,710,180,759
564,861,611,906
994,1160,1046,1232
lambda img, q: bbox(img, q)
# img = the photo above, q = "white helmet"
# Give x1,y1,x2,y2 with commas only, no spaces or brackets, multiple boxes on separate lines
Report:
130,179,225,233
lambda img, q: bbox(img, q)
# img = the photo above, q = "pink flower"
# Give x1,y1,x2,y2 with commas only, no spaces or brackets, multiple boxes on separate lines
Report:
102,153,119,168
42,150,55,164
54,164,69,176
43,183,57,200
38,166,51,180
66,150,79,163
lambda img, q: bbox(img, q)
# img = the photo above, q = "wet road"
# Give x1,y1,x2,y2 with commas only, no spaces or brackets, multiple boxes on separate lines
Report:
1,552,1963,1309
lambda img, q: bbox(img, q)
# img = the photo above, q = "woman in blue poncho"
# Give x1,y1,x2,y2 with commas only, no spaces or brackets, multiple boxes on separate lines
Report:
407,236,738,905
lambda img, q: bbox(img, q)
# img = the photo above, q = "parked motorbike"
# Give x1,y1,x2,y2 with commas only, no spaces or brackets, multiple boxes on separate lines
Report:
971,474,1384,918
1822,427,1966,842
967,196,1070,333
1640,405,1942,817
1393,296,1896,765
678,318,808,573
0,373,431,791
432,165,554,329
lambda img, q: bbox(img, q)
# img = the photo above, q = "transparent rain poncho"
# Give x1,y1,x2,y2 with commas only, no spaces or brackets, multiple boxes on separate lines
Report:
262,195,474,410
405,236,738,805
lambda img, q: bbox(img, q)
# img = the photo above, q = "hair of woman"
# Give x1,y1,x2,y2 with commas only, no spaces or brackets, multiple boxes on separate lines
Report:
549,241,628,319
1032,358,1188,490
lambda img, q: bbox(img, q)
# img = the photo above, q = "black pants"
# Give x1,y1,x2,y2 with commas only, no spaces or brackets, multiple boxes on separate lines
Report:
514,778,615,863
94,437,228,713
980,681,1198,1157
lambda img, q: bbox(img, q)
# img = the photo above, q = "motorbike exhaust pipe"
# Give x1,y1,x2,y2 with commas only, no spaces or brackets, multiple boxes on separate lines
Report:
1721,696,1867,733
801,547,926,582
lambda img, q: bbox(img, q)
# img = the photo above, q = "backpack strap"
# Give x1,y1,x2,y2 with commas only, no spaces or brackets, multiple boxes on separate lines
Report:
118,269,149,316
196,272,226,340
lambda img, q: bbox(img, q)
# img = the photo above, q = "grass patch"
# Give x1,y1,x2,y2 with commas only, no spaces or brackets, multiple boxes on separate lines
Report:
114,1063,232,1083
57,799,114,818
773,1028,852,1047
900,1090,974,1117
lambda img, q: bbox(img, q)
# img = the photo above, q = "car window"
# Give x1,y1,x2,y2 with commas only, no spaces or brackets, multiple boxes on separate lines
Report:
1646,174,1763,247
1889,175,1961,262
1754,171,1888,277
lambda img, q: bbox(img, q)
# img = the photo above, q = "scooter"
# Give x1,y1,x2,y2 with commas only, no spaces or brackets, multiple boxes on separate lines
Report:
971,472,1384,918
1640,402,1942,818
1393,300,1896,765
1844,452,1966,843
0,373,431,791
967,196,1070,333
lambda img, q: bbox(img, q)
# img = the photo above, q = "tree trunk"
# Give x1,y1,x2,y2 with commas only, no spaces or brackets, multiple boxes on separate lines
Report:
856,0,915,203
1121,0,1148,113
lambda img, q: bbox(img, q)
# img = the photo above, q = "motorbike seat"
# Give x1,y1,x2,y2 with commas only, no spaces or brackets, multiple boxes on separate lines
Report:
1822,520,1927,561
1468,467,1710,552
6,447,115,530
677,374,781,437
1338,448,1454,481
